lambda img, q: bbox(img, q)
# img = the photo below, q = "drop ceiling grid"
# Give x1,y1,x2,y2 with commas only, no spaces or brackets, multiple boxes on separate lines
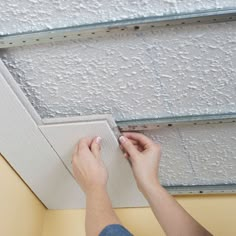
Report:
1,0,236,35
144,123,236,186
0,1,236,189
144,127,197,186
179,123,236,184
1,21,236,120
40,120,148,207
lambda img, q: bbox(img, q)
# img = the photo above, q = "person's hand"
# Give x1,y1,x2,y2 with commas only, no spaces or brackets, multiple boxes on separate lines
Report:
119,132,161,193
72,137,108,194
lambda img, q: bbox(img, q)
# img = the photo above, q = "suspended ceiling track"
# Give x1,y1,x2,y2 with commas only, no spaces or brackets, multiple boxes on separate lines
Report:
1,11,235,198
165,184,236,195
0,8,236,49
117,113,236,131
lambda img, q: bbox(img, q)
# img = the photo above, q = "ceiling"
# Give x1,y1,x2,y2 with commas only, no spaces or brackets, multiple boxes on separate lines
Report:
0,0,236,188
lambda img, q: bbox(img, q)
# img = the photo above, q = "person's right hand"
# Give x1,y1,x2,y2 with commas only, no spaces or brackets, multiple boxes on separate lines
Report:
119,132,161,194
72,137,108,195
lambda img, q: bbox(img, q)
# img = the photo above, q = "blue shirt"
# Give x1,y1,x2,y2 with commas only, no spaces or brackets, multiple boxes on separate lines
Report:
99,224,133,236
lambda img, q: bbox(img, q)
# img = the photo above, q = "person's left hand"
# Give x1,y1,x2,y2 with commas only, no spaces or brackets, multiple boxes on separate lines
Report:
72,137,108,194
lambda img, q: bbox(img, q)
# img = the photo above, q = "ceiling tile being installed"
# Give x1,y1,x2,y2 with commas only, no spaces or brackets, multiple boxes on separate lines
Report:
40,118,236,188
0,0,236,208
40,120,147,208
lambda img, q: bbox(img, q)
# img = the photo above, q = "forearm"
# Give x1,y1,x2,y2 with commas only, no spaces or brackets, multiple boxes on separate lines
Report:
86,187,120,236
143,181,212,236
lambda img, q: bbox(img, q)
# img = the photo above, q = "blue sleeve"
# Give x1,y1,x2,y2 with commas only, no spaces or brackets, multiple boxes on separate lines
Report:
99,224,133,236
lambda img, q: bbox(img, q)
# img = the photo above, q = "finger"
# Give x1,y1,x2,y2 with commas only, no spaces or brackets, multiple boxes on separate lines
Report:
72,144,79,166
119,136,139,160
120,138,144,153
122,132,154,148
77,137,93,159
78,137,93,151
121,141,144,153
129,139,139,145
122,153,132,167
73,143,79,156
124,152,129,159
119,145,125,154
91,136,102,159
123,138,139,145
120,144,139,153
124,144,143,154
133,144,144,152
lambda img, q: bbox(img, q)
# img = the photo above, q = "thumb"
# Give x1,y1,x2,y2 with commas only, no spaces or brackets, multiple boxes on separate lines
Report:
119,136,139,161
91,136,102,159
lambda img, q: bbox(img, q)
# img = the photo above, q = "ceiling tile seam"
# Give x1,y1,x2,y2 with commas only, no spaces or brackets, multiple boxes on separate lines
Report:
175,128,197,178
142,36,197,178
41,114,116,127
140,31,236,180
0,69,85,209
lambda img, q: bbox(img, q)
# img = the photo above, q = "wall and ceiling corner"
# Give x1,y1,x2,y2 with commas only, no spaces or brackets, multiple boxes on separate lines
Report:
0,154,46,236
0,1,236,209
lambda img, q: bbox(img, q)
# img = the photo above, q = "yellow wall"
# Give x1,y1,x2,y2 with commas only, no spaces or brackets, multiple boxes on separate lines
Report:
0,155,46,236
42,195,236,236
1,153,236,236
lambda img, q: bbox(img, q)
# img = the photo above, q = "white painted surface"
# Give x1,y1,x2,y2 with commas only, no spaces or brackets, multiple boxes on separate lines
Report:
0,60,85,209
41,118,236,188
0,60,146,208
145,124,236,186
1,1,235,120
1,0,236,35
0,0,236,205
40,121,147,208
2,21,236,120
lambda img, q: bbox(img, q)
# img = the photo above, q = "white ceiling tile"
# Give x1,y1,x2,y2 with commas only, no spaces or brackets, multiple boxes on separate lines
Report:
40,120,148,208
1,0,235,34
144,127,197,186
1,0,236,199
178,123,236,184
2,22,236,120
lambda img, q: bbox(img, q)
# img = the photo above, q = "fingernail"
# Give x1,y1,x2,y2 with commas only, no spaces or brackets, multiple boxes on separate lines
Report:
96,136,102,144
119,136,126,144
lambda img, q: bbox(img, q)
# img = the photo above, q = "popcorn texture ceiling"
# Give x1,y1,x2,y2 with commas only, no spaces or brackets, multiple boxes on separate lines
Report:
0,0,236,187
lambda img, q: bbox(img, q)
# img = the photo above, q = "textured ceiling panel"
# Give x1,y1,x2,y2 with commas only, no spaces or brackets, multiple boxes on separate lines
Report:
0,1,236,189
1,1,236,120
40,120,147,208
2,21,236,120
145,123,236,186
41,121,236,187
1,0,236,34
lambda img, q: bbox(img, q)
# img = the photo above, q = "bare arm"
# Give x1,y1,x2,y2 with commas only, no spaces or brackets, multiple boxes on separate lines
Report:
143,181,211,236
119,133,212,236
72,137,120,236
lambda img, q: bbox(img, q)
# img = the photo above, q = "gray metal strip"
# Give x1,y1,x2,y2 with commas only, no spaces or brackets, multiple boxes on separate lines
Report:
117,113,236,131
165,184,236,195
0,8,236,48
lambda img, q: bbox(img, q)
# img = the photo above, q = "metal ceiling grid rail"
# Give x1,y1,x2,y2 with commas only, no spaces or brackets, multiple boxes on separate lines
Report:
1,8,236,196
116,113,236,131
0,8,236,48
117,113,236,195
165,184,236,195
